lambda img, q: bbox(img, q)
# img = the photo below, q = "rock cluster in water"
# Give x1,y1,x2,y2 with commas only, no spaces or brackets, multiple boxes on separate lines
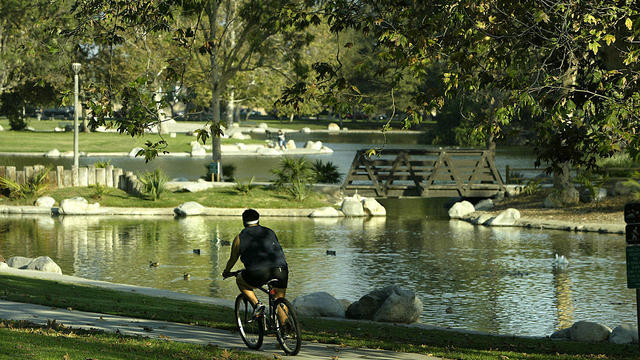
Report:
2,256,62,275
291,285,422,324
551,321,638,344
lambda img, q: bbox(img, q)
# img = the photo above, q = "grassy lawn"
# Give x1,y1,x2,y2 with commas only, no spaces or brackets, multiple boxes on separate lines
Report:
0,186,332,209
1,275,638,360
0,319,262,360
0,130,264,153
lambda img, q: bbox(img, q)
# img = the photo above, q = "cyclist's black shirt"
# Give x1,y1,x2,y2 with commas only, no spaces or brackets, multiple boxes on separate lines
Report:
238,225,288,271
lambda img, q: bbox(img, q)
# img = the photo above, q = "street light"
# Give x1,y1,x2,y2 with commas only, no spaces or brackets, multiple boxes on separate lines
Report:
72,63,81,169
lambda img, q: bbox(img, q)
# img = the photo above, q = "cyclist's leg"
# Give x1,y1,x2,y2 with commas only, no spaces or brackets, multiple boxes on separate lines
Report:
236,272,259,306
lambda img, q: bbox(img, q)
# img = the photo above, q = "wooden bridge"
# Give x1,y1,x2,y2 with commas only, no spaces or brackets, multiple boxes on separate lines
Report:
342,149,505,198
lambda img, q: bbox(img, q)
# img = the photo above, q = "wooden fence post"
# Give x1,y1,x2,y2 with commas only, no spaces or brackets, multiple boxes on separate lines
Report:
56,166,64,188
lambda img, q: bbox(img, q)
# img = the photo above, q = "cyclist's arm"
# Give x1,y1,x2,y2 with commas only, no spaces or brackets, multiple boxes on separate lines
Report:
223,235,241,273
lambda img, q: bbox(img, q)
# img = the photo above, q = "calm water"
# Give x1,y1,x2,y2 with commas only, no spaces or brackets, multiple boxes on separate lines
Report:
0,132,540,181
0,198,633,336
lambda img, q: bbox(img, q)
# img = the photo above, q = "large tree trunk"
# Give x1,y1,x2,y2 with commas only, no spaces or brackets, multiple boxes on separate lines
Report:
207,0,222,181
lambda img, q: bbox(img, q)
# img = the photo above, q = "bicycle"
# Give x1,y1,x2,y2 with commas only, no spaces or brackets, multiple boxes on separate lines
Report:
224,270,302,355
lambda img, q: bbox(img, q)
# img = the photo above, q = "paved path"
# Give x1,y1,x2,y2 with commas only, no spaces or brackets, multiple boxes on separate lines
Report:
0,299,436,360
0,268,437,359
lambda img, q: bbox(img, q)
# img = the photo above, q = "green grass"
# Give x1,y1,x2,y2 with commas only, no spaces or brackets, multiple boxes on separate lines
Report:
1,185,332,209
1,275,638,360
0,319,262,360
0,130,264,153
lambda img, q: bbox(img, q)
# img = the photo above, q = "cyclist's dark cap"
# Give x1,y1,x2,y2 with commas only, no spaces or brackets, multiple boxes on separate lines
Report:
242,209,259,224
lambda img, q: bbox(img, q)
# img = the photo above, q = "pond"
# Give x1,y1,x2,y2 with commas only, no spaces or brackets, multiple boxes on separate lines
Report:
0,198,633,337
0,130,540,182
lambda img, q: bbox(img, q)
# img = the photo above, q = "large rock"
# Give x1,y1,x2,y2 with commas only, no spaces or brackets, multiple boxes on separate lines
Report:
610,325,638,344
60,197,99,214
0,262,7,270
0,124,3,131
300,127,311,133
25,256,62,274
309,207,342,217
7,256,33,269
486,208,520,226
174,201,205,216
341,197,366,217
569,321,611,342
362,198,386,216
346,285,422,323
544,188,580,208
256,147,281,155
580,187,607,203
292,292,345,318
35,196,55,208
327,123,340,131
550,327,571,339
230,131,247,140
474,199,494,211
613,181,640,196
191,147,207,157
44,149,61,158
129,147,144,157
304,141,323,150
286,139,296,149
257,122,269,129
448,201,475,219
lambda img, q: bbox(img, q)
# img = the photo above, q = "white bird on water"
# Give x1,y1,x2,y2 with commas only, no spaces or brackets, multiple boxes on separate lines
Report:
553,253,569,268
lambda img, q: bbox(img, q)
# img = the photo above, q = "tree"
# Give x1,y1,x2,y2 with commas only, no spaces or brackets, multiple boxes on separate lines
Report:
68,0,319,175
313,1,640,190
0,0,73,128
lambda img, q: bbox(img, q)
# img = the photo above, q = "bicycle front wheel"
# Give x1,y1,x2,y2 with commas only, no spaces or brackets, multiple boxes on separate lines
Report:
274,298,302,355
235,294,264,349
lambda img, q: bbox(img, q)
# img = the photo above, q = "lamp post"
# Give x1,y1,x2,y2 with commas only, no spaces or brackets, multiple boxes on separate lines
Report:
72,63,81,169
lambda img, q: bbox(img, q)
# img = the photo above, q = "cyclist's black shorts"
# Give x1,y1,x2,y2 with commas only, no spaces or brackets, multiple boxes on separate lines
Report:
242,266,288,288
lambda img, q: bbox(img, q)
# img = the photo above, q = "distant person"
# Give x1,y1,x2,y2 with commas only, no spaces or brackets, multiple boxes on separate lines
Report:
277,129,287,150
222,209,289,316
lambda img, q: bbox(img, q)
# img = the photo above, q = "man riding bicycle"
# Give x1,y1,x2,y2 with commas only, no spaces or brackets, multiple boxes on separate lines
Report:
222,209,289,317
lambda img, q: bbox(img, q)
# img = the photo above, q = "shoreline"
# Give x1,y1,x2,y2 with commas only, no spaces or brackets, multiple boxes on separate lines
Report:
458,211,625,235
0,266,542,341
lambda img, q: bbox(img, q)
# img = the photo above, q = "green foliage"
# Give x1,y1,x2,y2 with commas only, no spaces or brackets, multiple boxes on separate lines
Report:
312,160,342,184
0,166,50,199
234,176,255,195
287,177,310,201
93,160,112,168
575,171,608,204
271,157,314,201
522,178,543,196
89,183,110,200
138,169,169,201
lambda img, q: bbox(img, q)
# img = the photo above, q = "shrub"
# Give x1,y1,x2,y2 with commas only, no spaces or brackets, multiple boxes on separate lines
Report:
271,157,314,201
138,169,169,201
93,160,112,168
89,183,110,200
312,160,342,184
271,157,314,188
0,166,50,199
234,176,255,195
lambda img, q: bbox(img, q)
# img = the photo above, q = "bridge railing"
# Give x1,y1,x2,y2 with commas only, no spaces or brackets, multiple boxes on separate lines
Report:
343,149,505,198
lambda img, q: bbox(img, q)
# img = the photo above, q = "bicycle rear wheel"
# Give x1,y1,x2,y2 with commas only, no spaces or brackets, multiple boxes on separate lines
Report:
273,298,301,355
235,294,264,349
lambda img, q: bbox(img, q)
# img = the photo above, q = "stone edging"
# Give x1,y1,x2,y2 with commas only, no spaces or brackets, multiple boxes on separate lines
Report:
0,205,322,217
459,211,625,235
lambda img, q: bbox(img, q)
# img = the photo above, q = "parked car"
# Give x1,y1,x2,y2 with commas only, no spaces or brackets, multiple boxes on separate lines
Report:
43,106,74,120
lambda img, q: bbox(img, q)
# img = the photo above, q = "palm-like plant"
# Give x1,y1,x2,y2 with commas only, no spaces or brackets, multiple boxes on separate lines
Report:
0,166,51,199
139,169,169,201
271,157,314,188
312,160,342,184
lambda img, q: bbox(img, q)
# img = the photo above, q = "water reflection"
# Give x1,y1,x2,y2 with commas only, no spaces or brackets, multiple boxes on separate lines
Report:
0,212,634,336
